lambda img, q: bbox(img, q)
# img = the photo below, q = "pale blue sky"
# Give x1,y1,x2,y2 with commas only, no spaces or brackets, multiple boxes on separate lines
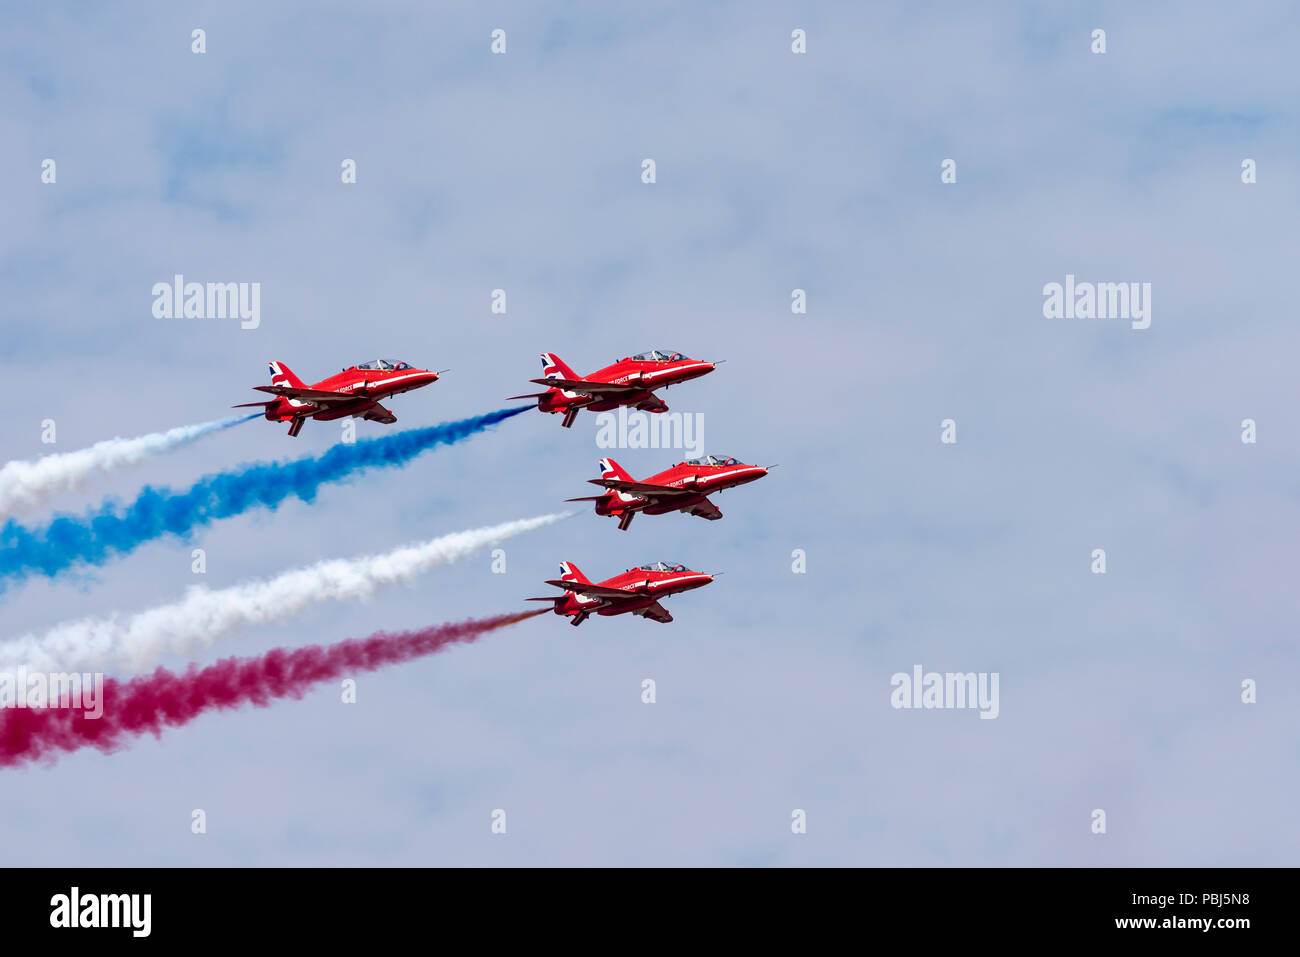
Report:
0,1,1297,865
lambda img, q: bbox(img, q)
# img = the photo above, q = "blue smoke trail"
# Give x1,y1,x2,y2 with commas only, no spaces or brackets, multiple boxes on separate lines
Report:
0,406,530,590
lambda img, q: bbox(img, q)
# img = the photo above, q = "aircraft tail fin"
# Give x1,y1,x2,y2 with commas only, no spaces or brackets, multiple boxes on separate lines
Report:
539,353,578,382
598,457,633,483
268,361,307,390
557,561,589,585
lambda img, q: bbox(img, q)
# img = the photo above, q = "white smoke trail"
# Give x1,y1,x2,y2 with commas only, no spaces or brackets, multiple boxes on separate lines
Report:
0,415,255,520
0,512,570,674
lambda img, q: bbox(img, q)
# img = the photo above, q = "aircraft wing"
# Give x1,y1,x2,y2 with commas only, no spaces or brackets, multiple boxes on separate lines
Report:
589,478,696,498
361,402,396,424
641,601,674,623
253,385,360,402
543,579,641,599
587,480,723,518
684,498,722,520
528,377,646,395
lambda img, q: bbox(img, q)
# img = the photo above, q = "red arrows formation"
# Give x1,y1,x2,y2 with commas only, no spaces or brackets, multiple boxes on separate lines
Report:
236,348,770,626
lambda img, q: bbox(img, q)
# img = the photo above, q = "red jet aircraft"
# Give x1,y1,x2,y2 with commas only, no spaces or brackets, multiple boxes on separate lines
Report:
527,561,715,626
568,455,770,530
508,351,716,428
235,360,440,437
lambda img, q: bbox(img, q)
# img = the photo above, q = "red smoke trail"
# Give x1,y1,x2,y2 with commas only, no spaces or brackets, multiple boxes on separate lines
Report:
0,610,545,769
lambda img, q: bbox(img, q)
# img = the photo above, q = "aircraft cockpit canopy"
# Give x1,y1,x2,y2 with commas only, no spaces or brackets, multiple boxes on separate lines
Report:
354,359,413,371
635,561,689,573
631,349,686,362
685,454,738,466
